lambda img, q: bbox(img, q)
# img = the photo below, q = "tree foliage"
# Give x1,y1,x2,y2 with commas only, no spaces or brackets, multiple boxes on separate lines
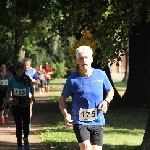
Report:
1,0,150,75
58,0,150,67
0,0,62,60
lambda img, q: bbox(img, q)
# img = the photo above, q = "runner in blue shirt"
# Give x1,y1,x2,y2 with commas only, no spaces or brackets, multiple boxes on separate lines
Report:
23,58,39,131
59,46,114,150
4,62,34,150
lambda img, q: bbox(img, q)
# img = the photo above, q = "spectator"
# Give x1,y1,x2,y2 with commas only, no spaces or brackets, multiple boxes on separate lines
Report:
44,62,53,92
37,64,46,95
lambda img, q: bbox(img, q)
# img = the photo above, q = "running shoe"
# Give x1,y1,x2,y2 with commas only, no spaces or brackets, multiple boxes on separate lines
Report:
0,117,4,124
5,117,9,123
23,137,30,150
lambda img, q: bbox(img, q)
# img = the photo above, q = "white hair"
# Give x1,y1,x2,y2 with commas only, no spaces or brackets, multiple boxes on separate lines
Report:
75,45,93,59
23,58,32,64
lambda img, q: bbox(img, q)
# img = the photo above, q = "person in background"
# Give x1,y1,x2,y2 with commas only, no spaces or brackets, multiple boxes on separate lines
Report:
0,63,12,123
23,58,39,131
59,46,114,150
44,62,53,92
37,64,46,95
4,62,34,150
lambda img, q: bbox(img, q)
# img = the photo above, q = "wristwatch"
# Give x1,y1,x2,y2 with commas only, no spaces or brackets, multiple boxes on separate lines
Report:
103,99,110,106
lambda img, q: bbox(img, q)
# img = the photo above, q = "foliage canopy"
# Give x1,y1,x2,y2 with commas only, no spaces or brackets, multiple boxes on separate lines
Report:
58,0,150,66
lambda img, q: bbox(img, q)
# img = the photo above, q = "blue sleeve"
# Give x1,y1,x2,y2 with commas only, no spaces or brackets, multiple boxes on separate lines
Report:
103,71,112,91
33,71,39,80
61,78,72,98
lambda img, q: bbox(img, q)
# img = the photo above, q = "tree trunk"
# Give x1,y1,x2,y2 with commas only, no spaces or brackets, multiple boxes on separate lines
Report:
102,66,121,107
122,50,129,81
122,20,150,106
14,29,24,61
121,20,150,150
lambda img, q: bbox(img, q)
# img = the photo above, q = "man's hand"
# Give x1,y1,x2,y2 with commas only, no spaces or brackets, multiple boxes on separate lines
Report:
30,77,40,84
98,101,108,113
64,113,73,128
30,77,35,82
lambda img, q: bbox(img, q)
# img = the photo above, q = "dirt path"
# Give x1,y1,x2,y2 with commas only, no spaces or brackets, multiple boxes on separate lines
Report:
0,92,51,150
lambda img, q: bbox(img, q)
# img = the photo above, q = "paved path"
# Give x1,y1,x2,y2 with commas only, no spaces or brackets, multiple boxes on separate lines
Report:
0,92,50,150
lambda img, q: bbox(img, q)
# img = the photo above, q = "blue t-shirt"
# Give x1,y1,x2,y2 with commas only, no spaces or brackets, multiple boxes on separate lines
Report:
61,69,112,125
25,68,39,80
8,76,32,107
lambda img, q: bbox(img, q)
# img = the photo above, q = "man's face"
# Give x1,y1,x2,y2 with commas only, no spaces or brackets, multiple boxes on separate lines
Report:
24,61,31,70
76,51,93,70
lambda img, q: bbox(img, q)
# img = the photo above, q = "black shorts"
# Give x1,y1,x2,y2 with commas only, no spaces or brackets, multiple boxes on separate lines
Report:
45,79,50,85
73,125,103,146
38,80,45,88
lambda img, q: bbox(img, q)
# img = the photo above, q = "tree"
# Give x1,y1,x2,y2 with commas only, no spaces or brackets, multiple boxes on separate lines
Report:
0,0,62,60
123,19,150,150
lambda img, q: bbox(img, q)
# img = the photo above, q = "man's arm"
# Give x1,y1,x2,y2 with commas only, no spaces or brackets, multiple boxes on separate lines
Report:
98,87,114,113
59,95,72,128
104,87,114,103
59,96,68,116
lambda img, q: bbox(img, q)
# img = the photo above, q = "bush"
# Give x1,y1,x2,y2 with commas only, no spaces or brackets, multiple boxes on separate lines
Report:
52,61,67,78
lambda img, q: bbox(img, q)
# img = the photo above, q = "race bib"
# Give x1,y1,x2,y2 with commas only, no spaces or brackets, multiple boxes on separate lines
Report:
13,88,26,96
0,80,8,85
79,108,97,121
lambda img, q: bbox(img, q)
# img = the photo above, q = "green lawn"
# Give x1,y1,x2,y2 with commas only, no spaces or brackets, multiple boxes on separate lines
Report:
50,78,66,88
38,78,148,150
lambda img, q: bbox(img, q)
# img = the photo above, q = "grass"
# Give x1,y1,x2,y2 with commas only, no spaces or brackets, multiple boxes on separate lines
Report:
38,78,148,150
113,80,127,96
50,78,66,88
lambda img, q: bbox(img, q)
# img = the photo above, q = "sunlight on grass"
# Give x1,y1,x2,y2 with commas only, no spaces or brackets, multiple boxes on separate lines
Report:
113,80,127,96
38,78,148,150
39,126,78,149
40,127,76,143
104,127,144,146
39,124,145,150
50,79,66,88
49,91,61,96
38,107,148,150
